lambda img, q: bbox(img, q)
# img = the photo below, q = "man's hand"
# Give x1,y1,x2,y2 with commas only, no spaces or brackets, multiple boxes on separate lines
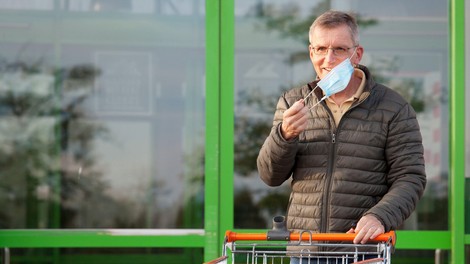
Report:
280,99,309,140
347,215,385,244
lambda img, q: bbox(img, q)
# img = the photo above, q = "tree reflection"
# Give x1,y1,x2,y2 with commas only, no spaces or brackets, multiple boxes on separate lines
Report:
252,2,378,66
0,58,139,228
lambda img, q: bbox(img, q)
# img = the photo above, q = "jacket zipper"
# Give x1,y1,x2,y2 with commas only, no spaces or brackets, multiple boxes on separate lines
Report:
319,93,370,233
320,131,337,233
320,103,338,234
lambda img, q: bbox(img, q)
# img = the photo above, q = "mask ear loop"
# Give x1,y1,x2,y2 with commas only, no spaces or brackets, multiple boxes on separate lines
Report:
302,67,336,103
306,47,358,111
303,85,318,102
308,95,326,110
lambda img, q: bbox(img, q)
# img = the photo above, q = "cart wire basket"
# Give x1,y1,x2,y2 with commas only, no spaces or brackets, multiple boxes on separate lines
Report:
205,216,396,264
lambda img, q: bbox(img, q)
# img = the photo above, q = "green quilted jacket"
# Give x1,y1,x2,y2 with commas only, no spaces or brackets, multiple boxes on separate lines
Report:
257,65,426,234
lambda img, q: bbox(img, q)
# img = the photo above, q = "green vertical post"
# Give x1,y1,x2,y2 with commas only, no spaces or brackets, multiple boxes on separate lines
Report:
449,0,465,263
205,0,222,261
219,0,235,243
204,0,234,261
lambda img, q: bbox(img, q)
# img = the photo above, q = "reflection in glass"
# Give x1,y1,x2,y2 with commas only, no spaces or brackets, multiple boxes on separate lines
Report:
234,0,448,231
394,249,449,264
0,2,205,230
4,247,203,263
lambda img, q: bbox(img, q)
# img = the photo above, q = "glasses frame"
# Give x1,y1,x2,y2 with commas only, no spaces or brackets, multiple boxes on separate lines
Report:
311,45,358,56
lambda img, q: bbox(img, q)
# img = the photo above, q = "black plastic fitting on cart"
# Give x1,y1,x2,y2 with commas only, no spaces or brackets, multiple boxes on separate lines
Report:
267,215,291,241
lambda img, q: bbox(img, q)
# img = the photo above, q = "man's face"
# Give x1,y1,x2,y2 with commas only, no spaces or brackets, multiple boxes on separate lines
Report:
309,24,362,79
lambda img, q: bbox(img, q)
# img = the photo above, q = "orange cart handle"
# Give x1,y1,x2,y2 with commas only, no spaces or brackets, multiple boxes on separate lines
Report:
225,230,396,246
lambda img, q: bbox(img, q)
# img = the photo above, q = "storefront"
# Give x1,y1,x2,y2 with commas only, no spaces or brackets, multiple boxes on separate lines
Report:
0,0,467,263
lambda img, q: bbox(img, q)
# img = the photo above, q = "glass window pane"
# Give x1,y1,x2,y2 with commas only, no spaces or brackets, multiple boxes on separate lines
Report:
234,0,448,231
467,246,470,264
394,249,449,264
4,248,203,263
0,1,205,229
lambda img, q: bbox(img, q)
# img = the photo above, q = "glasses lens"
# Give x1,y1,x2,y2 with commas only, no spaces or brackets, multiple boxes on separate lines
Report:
334,48,347,56
314,47,326,55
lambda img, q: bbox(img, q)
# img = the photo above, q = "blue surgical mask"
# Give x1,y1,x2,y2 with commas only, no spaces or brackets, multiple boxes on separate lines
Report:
303,51,356,109
318,57,354,97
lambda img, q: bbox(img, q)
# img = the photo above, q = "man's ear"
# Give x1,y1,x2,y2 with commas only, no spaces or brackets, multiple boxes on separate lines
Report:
353,45,364,65
308,44,315,62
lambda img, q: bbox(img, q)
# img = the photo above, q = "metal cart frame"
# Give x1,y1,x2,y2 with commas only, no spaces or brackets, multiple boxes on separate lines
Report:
205,216,396,264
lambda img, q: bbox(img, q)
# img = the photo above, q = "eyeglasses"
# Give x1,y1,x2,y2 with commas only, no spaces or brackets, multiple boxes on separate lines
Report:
311,46,357,56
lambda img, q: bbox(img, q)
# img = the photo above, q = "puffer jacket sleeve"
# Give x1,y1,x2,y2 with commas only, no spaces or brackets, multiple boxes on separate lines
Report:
257,94,300,186
366,102,427,231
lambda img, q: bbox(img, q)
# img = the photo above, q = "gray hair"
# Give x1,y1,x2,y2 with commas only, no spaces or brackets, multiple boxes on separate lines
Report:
309,10,359,45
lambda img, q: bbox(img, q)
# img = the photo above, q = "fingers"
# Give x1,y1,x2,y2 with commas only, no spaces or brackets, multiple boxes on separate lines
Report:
352,215,385,244
281,100,309,140
284,100,307,119
354,226,383,244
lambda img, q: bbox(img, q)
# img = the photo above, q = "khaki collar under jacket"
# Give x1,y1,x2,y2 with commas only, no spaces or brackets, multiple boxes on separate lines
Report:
257,65,426,235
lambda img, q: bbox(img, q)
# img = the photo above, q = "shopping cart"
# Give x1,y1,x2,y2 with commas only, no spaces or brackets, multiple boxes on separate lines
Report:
205,216,396,264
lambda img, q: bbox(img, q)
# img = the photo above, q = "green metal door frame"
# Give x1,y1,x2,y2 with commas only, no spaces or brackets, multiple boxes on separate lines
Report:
203,0,467,262
204,0,235,261
449,0,466,263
